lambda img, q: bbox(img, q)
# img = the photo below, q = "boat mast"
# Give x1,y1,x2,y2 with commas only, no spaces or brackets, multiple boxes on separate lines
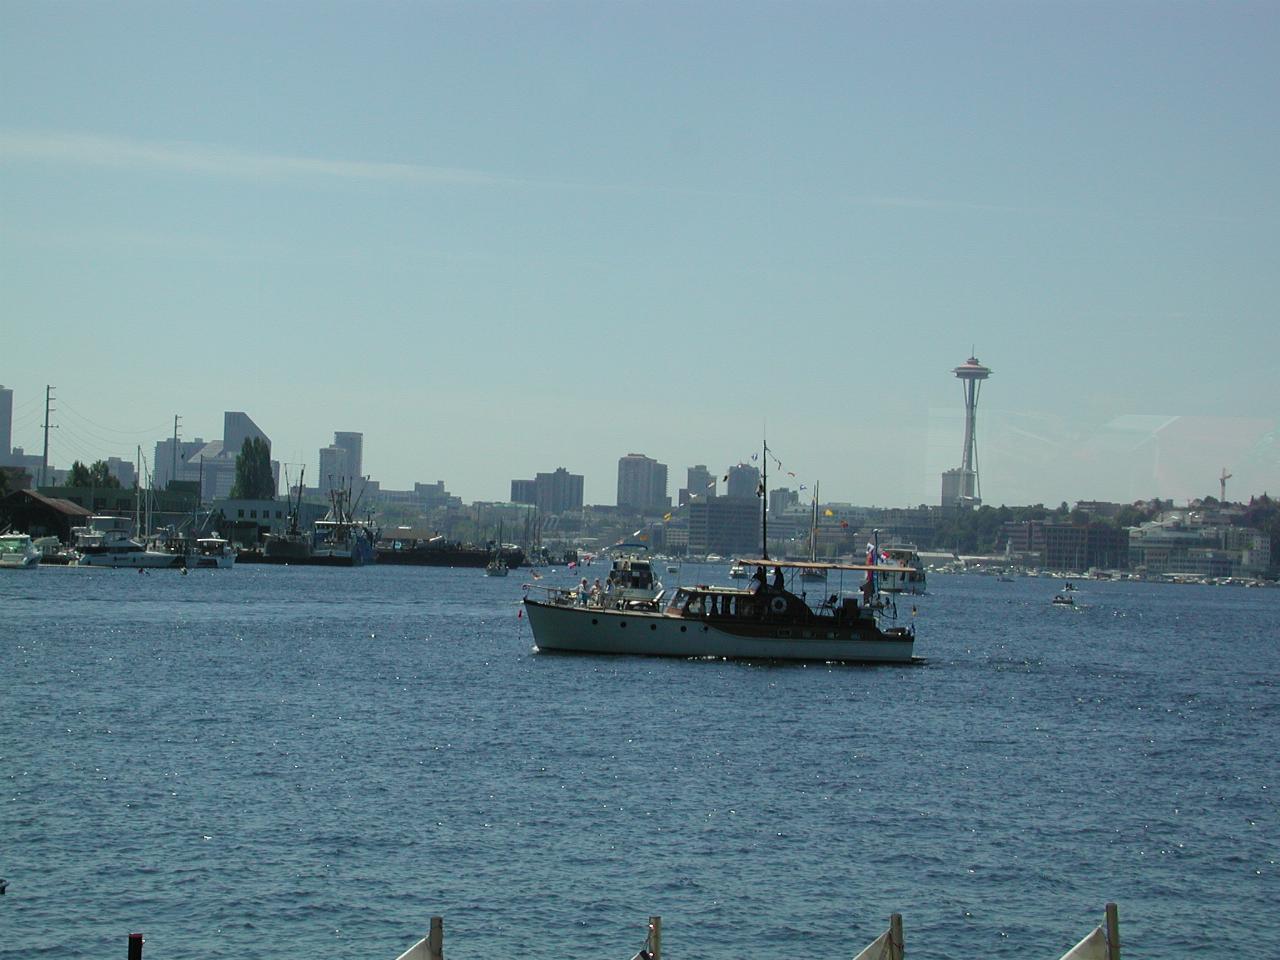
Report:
760,438,769,561
810,480,819,562
135,445,142,537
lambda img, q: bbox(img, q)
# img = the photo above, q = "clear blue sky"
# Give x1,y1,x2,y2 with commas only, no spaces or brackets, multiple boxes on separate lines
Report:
3,1,1276,507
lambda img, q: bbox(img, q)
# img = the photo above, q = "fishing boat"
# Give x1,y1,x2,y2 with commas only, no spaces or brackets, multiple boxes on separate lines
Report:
523,447,917,663
310,485,377,566
0,533,41,569
262,465,313,562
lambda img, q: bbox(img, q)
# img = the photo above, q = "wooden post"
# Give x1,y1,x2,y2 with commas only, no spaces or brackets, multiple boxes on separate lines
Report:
428,915,444,960
648,915,662,960
889,913,904,960
1104,903,1120,960
127,933,143,960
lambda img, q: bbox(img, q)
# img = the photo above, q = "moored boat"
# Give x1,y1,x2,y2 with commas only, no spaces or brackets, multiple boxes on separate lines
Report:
0,533,41,569
187,535,236,569
73,516,183,569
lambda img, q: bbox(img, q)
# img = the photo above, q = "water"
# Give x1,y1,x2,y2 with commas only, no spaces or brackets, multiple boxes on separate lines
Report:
1,565,1277,959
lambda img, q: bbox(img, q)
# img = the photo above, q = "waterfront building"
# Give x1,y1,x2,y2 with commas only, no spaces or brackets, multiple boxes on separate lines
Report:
616,453,669,514
1042,522,1129,571
1129,514,1270,577
687,497,759,556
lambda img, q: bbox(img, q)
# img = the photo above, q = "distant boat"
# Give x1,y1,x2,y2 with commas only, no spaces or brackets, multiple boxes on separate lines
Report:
728,561,749,579
1052,592,1075,606
485,523,510,577
187,535,236,569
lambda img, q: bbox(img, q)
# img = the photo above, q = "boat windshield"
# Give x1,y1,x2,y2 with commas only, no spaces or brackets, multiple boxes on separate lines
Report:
0,536,32,554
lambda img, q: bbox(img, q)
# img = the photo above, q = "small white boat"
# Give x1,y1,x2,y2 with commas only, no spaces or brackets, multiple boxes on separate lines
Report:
188,535,236,569
0,533,41,568
728,562,749,579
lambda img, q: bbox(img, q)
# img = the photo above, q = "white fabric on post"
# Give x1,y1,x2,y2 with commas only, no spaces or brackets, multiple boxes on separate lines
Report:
1058,926,1109,960
851,929,892,960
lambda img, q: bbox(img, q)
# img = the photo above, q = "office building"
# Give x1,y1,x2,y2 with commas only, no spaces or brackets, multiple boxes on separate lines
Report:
333,432,363,482
617,453,669,513
725,463,760,500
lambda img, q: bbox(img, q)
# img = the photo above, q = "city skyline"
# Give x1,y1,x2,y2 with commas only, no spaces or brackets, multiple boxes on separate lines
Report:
3,4,1277,507
1,380,1276,510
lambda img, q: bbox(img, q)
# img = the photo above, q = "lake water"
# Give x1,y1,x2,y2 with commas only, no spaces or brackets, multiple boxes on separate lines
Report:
1,564,1277,959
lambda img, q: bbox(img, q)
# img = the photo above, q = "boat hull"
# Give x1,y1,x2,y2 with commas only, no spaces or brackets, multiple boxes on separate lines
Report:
77,550,183,569
524,599,914,663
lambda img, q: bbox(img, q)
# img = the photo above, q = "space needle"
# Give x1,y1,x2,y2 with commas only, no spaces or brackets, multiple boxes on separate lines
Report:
941,354,992,508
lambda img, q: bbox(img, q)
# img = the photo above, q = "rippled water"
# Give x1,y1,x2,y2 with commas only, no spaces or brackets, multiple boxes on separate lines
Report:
1,564,1277,959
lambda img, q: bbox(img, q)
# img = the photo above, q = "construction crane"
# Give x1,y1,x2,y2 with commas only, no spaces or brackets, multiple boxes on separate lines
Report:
1220,468,1233,503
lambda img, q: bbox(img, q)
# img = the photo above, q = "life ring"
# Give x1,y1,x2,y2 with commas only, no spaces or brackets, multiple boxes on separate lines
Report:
769,596,788,615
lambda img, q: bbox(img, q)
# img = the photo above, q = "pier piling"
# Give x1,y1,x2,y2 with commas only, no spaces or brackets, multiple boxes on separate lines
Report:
127,933,143,960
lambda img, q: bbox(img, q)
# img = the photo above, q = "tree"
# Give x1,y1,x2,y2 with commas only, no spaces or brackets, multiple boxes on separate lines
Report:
67,460,121,488
230,437,275,499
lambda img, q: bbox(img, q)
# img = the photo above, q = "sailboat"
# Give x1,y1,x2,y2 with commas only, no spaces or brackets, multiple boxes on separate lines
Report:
484,522,509,577
800,481,826,583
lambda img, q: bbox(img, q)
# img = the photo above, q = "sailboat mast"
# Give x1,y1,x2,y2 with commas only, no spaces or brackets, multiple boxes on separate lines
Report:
760,439,769,561
135,445,142,537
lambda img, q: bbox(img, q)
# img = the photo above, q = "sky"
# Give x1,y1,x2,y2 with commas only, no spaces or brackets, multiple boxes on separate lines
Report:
3,1,1277,508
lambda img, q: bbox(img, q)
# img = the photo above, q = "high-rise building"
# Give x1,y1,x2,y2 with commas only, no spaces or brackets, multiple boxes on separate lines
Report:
318,445,350,497
511,479,537,504
534,468,584,514
617,453,669,513
0,385,12,463
941,355,992,508
687,465,715,501
725,463,761,500
511,468,584,514
333,432,363,482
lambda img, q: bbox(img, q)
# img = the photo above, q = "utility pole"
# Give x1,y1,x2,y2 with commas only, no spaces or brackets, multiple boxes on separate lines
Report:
40,385,56,487
172,414,182,490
